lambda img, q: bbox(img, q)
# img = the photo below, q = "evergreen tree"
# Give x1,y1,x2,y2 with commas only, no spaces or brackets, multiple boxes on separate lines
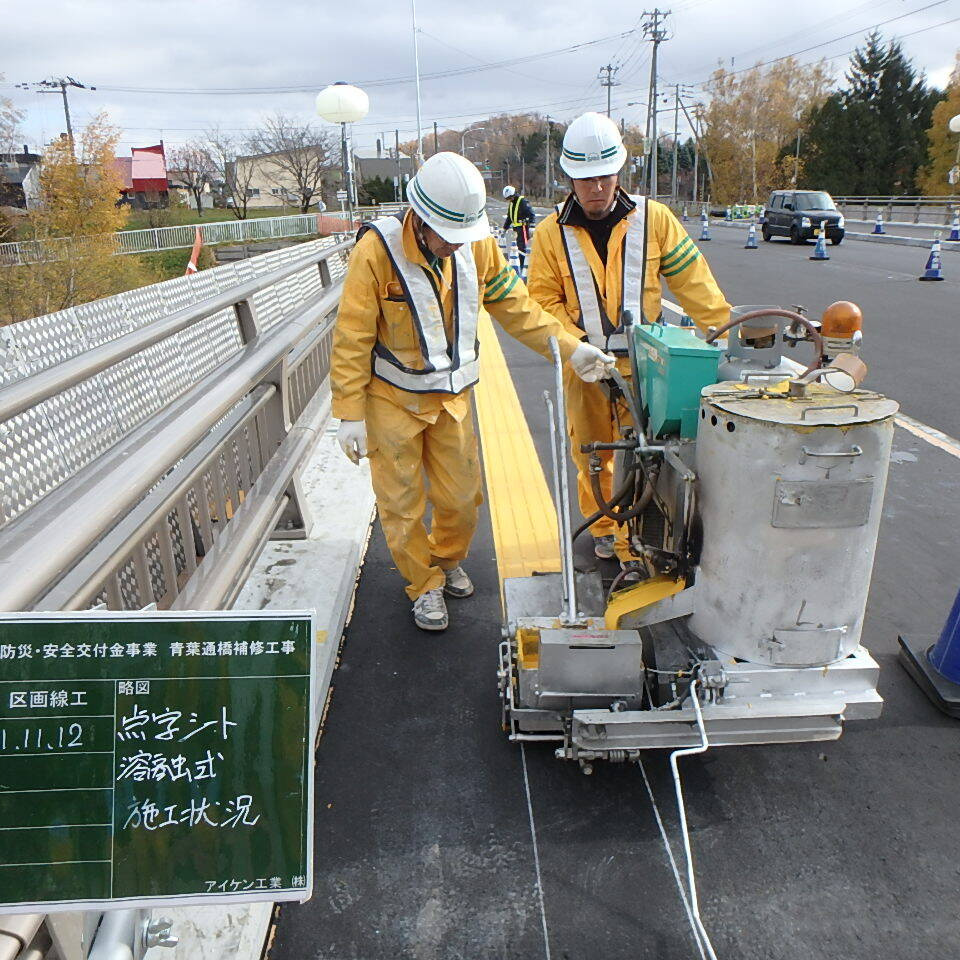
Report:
802,33,939,194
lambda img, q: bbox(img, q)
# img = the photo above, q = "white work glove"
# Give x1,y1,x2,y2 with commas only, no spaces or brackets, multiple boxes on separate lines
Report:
336,419,367,464
570,342,616,383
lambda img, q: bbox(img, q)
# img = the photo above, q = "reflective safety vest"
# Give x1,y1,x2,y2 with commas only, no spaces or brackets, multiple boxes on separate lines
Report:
559,196,647,353
367,217,481,395
507,194,531,227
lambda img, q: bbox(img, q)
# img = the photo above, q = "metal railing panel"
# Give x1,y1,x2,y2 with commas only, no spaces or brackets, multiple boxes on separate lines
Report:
0,403,74,526
0,240,347,423
171,385,330,610
1,205,407,265
0,286,341,610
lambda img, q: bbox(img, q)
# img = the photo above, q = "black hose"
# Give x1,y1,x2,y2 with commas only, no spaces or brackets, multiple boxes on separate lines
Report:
589,467,655,523
572,472,635,542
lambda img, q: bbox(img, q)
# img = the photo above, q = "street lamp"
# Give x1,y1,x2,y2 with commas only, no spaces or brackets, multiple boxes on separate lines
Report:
316,82,369,228
950,114,960,194
461,126,485,155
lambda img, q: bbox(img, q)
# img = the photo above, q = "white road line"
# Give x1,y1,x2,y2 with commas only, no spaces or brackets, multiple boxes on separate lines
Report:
661,297,960,461
638,760,708,960
895,413,960,461
520,743,552,960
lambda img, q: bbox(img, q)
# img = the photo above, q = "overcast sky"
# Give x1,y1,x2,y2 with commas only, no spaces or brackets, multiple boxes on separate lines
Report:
3,0,958,158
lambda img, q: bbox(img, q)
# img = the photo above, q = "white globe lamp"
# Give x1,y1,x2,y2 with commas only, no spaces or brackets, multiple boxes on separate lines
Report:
316,83,369,226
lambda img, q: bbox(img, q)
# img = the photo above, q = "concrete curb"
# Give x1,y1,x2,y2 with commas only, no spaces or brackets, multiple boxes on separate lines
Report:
709,218,960,253
161,392,377,960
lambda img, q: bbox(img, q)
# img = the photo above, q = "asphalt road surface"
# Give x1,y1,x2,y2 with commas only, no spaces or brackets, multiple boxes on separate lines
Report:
272,202,960,960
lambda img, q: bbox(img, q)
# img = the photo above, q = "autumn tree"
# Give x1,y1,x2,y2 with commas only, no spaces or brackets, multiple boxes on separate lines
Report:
403,114,564,198
802,34,940,194
918,51,960,195
0,115,156,324
167,141,215,216
702,57,832,203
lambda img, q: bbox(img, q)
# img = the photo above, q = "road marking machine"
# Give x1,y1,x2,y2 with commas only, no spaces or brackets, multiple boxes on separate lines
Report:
499,302,897,769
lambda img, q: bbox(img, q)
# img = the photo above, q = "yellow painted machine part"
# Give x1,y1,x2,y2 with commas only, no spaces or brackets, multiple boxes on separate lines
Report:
604,575,686,629
517,627,541,670
473,310,687,632
473,311,562,584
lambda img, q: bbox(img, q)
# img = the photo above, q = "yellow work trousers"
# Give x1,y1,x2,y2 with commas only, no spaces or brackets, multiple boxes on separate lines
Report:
366,393,484,601
563,365,634,563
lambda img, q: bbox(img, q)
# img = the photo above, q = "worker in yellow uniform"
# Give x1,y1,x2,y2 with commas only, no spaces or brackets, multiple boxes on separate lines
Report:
332,151,614,632
502,185,535,270
527,112,731,571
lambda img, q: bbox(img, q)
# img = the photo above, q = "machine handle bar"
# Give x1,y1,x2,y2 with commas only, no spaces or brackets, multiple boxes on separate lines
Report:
799,403,860,420
800,445,863,459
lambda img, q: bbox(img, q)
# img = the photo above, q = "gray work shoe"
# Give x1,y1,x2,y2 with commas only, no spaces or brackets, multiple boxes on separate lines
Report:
413,588,448,631
593,535,616,559
443,565,474,598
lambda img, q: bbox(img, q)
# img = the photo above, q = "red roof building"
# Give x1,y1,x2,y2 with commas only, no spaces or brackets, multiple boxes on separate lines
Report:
116,143,169,207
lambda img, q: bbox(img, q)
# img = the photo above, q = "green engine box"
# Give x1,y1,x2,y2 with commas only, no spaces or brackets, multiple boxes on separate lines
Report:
632,323,722,438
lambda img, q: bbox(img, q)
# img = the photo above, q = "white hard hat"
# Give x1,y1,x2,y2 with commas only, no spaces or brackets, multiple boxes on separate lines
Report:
406,152,490,244
502,185,516,198
559,112,627,179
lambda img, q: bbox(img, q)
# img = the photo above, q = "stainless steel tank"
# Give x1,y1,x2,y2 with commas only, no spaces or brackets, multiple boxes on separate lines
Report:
689,382,898,667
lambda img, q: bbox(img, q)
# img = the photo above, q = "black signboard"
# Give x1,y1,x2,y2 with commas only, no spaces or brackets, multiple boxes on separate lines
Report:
0,611,315,914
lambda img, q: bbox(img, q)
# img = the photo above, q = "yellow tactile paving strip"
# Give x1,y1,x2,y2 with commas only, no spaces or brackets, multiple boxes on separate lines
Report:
474,310,561,584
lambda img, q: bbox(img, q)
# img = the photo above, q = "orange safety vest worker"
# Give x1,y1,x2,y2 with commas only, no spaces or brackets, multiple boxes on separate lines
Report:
527,188,731,564
331,210,593,621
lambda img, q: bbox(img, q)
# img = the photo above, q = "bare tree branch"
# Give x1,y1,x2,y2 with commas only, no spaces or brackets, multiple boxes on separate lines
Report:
167,142,216,217
204,127,258,220
0,74,25,154
247,113,337,213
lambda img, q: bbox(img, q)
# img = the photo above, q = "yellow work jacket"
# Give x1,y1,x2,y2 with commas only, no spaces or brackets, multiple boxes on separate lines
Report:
332,211,582,423
527,193,731,337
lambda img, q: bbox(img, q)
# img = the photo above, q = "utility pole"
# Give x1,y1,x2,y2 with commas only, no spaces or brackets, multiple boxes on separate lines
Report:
411,0,424,168
642,9,669,199
395,129,402,202
670,84,680,204
677,97,702,203
433,121,439,155
19,77,95,147
545,118,553,203
670,82,694,204
598,64,620,118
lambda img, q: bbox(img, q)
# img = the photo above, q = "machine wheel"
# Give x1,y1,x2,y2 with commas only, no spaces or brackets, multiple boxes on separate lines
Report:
831,236,843,246
789,225,803,245
761,224,772,242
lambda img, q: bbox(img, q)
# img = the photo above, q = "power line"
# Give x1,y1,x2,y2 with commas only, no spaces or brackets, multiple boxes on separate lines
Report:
671,0,954,88
15,77,95,144
91,30,639,95
416,28,587,87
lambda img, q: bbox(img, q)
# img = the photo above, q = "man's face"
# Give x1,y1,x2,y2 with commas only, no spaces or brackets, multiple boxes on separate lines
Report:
571,174,619,219
414,216,462,259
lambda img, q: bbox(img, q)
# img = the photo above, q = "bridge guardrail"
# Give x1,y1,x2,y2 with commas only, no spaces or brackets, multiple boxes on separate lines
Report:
0,234,352,615
0,204,403,266
833,195,958,225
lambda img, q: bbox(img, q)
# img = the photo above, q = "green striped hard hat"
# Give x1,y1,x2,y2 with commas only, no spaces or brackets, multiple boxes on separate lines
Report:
560,112,627,179
406,152,490,244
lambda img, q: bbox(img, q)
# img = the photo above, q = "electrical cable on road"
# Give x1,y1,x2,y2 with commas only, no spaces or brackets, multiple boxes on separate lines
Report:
668,676,720,960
